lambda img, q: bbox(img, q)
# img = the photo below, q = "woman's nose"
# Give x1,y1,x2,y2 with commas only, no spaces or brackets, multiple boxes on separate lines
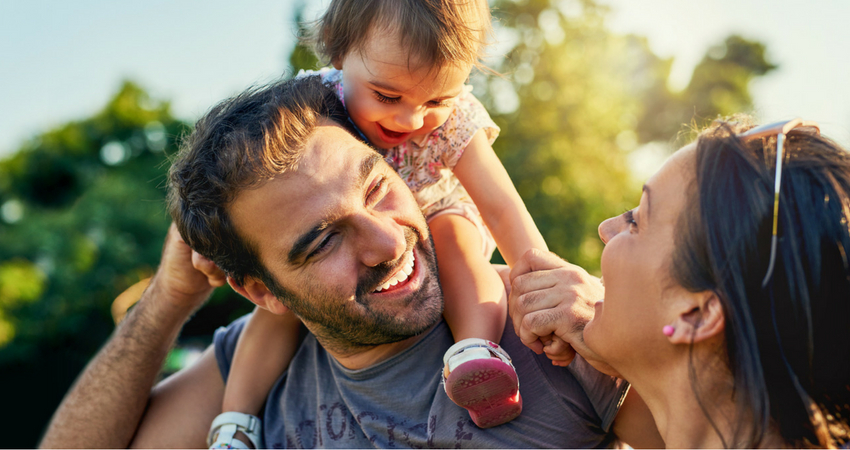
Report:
598,216,622,245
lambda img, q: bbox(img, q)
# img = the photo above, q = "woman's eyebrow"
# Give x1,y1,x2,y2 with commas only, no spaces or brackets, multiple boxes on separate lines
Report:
642,184,651,223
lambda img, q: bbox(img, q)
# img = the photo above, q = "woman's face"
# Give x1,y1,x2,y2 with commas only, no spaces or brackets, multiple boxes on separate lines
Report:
584,145,696,374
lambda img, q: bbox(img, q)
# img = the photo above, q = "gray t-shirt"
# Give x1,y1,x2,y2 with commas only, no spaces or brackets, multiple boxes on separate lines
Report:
214,316,629,448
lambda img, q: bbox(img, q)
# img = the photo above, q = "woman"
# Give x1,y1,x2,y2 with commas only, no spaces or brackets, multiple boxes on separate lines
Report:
511,117,850,447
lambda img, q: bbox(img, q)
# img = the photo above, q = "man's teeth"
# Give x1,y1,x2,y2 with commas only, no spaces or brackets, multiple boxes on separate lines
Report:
375,251,415,292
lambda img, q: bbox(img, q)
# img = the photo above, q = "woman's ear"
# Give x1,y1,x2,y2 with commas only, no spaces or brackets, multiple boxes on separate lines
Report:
665,292,725,345
227,277,289,315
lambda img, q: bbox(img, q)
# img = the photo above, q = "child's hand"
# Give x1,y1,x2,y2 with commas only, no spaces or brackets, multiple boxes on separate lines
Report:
541,335,574,367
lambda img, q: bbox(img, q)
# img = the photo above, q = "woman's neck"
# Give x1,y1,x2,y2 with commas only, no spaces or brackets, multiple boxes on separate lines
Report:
627,351,783,448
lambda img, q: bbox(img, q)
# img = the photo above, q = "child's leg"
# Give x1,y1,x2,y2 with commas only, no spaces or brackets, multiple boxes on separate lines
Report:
429,213,521,428
212,306,301,448
429,214,506,343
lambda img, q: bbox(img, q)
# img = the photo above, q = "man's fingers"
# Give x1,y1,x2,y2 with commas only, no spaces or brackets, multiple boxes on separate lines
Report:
517,308,560,349
509,249,566,283
191,251,226,287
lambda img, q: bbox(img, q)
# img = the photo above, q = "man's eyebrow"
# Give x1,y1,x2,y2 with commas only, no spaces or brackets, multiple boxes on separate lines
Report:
286,153,382,264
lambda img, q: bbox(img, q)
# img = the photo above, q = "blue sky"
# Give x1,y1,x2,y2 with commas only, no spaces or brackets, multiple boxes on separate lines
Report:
1,0,849,159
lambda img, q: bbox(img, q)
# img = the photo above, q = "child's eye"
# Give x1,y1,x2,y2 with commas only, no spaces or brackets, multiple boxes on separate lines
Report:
374,91,400,104
427,99,450,108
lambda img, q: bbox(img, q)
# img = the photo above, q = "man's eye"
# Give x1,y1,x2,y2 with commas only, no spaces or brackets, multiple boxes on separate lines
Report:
367,176,387,205
308,233,336,260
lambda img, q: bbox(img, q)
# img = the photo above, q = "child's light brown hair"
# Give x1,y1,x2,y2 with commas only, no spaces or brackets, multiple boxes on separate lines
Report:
309,0,492,72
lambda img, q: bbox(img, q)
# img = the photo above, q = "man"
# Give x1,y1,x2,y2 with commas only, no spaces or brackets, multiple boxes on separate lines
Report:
41,76,658,448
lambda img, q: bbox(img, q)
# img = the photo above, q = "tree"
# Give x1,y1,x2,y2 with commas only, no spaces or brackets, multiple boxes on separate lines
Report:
0,81,251,447
638,34,778,142
482,0,775,271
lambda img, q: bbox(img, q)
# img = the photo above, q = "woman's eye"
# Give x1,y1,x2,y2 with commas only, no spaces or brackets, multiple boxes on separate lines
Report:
623,209,638,229
374,91,400,104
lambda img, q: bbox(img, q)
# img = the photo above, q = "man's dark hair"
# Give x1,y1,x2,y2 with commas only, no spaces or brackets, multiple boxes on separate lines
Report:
167,76,357,287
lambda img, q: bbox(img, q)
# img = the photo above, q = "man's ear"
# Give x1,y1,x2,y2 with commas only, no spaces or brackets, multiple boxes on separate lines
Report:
227,277,289,315
666,291,725,345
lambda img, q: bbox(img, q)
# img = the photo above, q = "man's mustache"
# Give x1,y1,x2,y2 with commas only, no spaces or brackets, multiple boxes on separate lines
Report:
356,227,418,297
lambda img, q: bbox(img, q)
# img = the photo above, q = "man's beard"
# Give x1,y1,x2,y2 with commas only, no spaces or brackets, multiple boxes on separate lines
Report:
265,226,444,354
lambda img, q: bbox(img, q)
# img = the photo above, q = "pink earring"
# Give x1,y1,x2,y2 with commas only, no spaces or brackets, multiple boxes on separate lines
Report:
662,325,675,337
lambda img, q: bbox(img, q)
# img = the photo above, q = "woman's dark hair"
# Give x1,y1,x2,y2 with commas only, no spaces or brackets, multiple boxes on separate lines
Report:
672,117,850,447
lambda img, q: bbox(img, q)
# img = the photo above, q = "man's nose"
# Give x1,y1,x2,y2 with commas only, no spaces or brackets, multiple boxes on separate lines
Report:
598,216,621,245
354,212,407,267
394,107,425,132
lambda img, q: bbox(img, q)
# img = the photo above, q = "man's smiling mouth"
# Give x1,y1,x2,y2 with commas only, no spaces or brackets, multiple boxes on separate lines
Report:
374,250,415,292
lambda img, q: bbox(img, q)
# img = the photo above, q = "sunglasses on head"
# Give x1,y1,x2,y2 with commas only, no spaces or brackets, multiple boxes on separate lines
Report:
736,118,821,287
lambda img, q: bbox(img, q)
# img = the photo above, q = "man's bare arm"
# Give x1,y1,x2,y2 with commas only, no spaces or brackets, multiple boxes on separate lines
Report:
40,224,221,448
130,346,225,448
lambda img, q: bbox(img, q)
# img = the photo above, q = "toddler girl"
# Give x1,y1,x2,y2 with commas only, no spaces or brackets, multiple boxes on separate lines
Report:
208,0,548,447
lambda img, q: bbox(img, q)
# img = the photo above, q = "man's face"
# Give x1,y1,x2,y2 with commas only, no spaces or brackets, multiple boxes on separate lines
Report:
228,123,443,353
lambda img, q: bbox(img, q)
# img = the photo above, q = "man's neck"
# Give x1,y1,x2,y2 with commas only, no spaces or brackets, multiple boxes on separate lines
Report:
317,322,439,370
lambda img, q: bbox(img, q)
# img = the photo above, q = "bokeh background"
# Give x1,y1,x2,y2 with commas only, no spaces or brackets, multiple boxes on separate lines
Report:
1,0,849,446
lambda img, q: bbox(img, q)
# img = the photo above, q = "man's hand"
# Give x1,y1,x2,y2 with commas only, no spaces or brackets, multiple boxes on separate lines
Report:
509,249,615,374
40,224,226,448
149,223,224,315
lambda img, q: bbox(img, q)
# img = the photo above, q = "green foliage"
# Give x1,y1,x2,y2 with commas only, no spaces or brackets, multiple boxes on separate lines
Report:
0,81,255,446
480,0,775,271
638,34,778,142
288,0,321,74
0,81,182,362
482,0,657,270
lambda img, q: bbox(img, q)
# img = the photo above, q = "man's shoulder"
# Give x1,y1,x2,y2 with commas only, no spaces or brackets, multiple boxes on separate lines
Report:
498,319,629,434
213,315,627,447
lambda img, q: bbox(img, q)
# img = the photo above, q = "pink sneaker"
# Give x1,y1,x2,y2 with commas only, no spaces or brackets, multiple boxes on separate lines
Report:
442,338,522,428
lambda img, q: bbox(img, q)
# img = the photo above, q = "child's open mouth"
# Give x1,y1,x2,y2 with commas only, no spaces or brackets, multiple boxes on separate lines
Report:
377,123,412,144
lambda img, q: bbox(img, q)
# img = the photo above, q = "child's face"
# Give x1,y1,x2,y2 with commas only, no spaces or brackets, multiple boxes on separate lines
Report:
335,31,472,150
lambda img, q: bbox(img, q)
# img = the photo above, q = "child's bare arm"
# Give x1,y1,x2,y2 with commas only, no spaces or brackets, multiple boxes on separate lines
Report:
224,306,302,415
452,129,548,267
431,213,507,343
